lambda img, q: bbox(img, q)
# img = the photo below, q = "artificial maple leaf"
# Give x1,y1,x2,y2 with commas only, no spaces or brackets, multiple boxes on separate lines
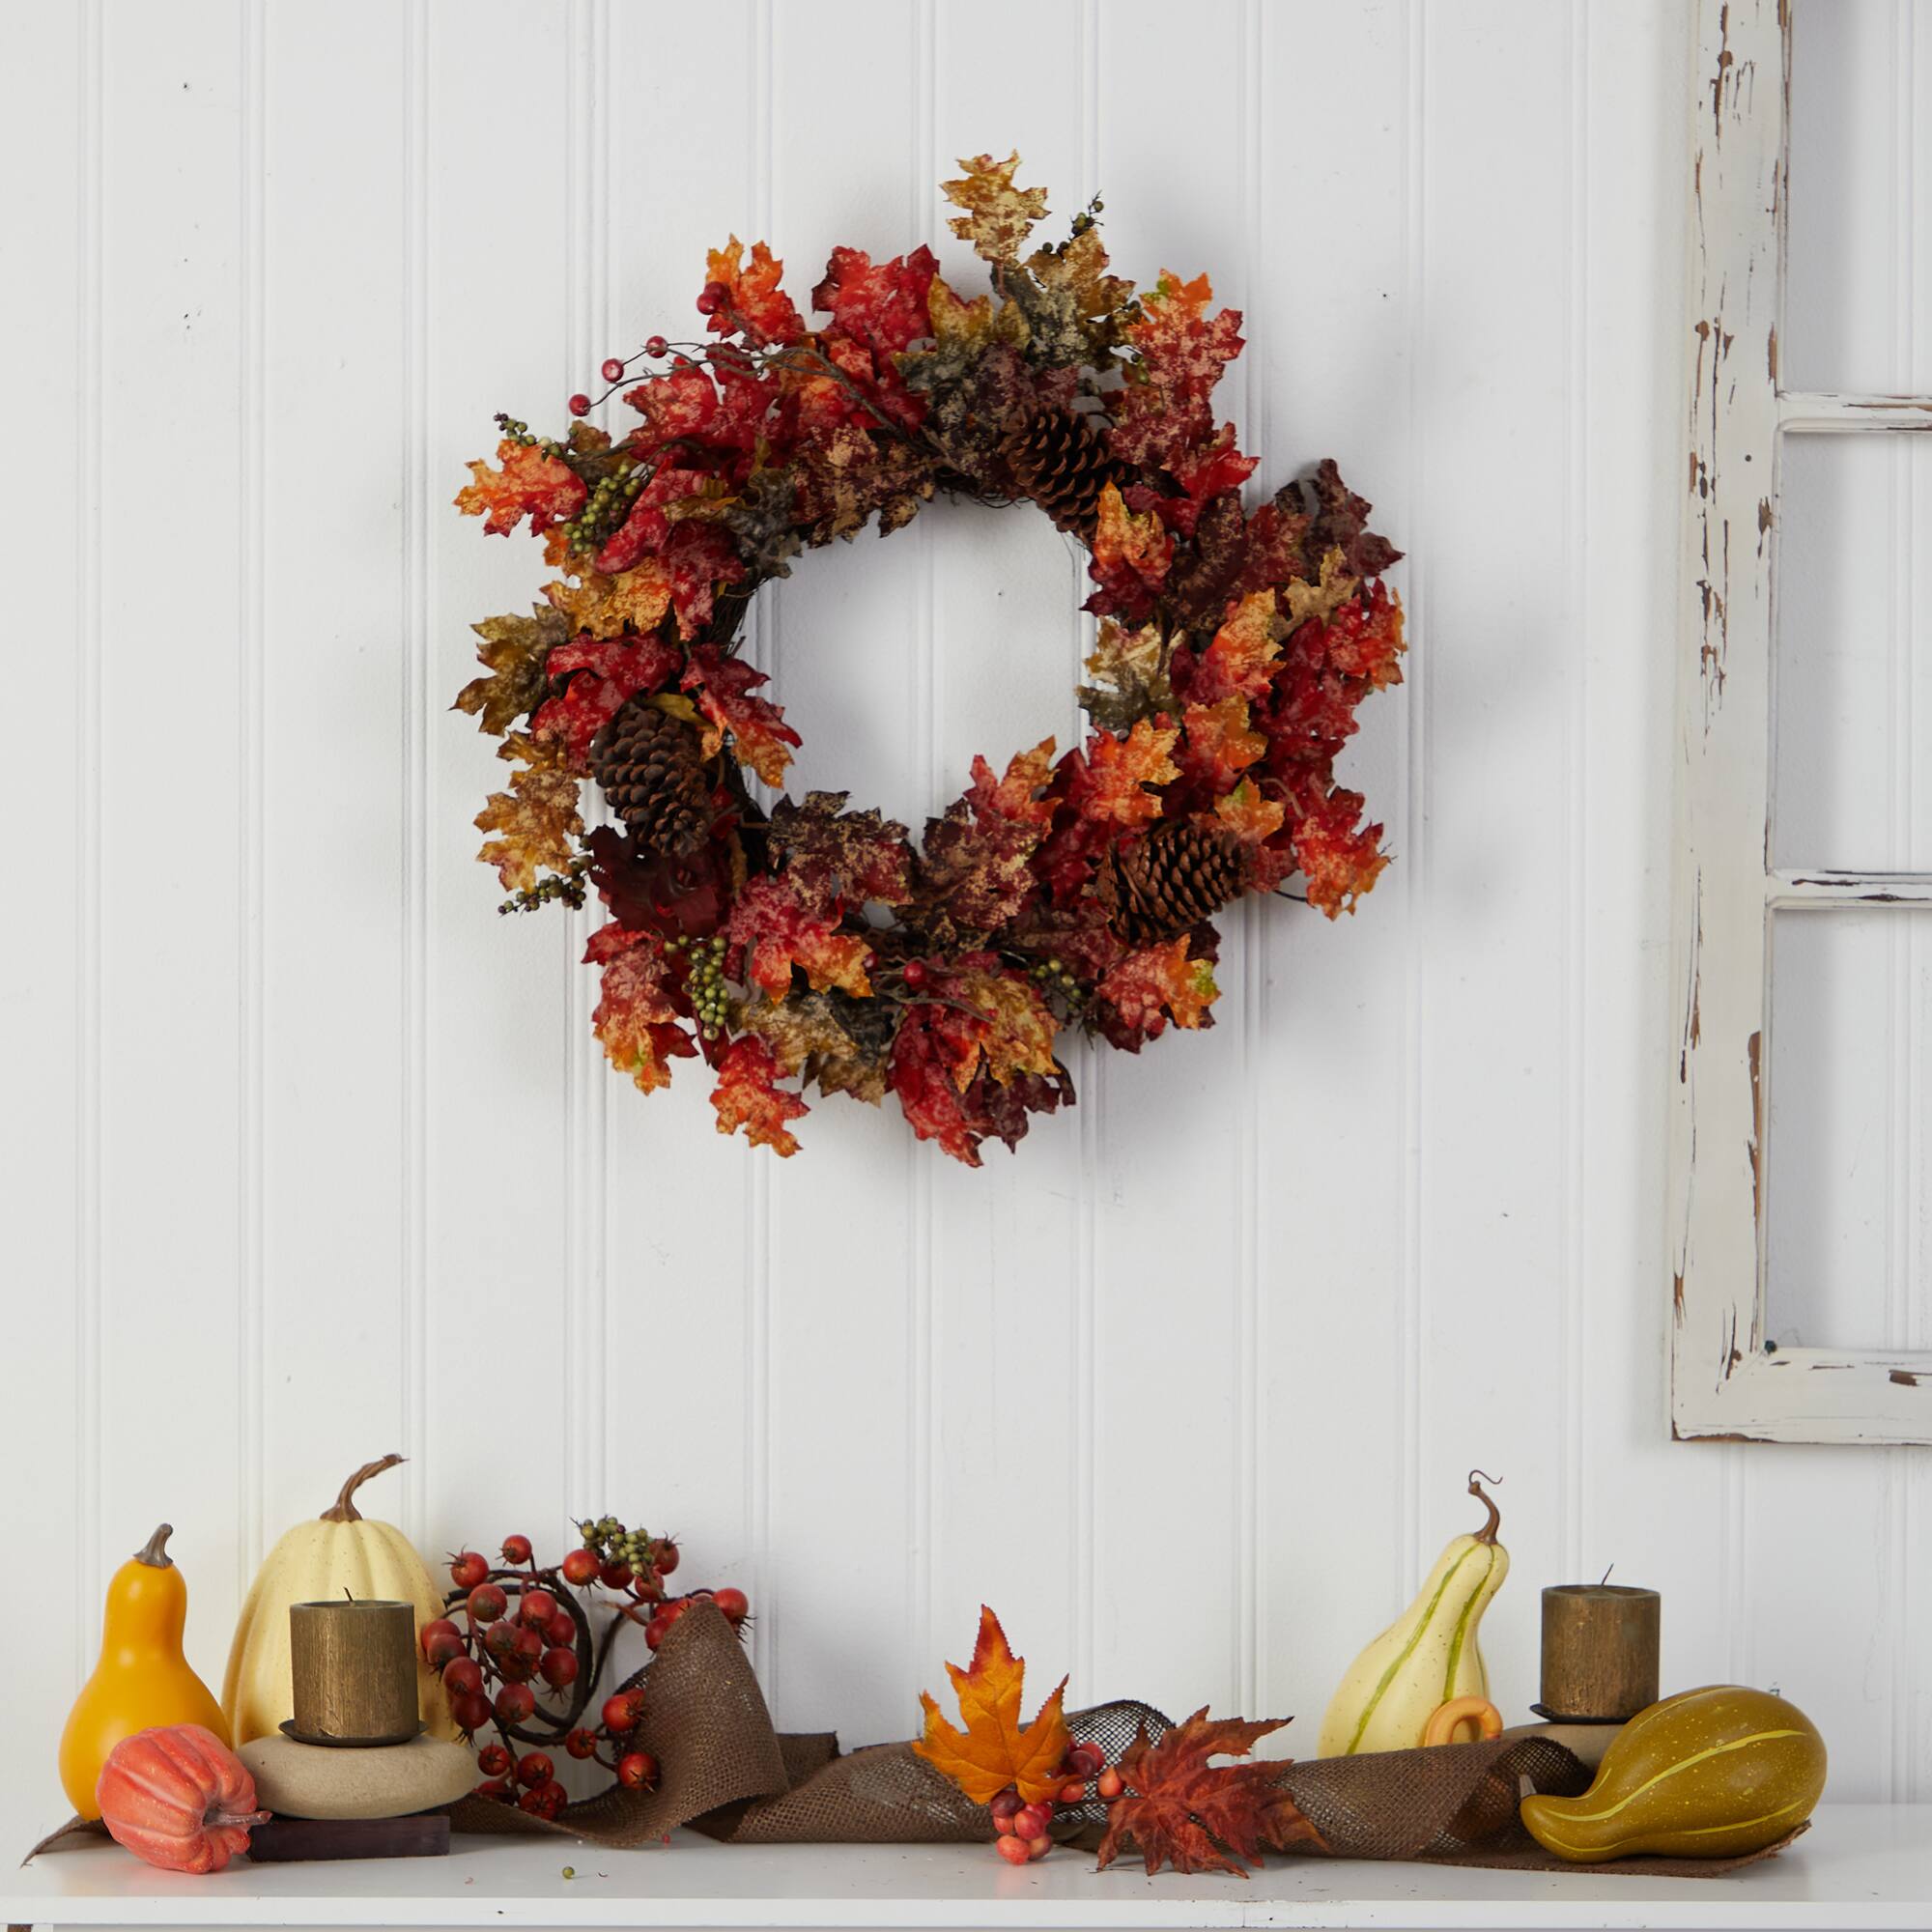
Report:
1010,225,1134,368
1308,456,1403,578
767,791,913,910
544,561,673,640
585,923,695,1095
455,439,587,537
941,153,1048,268
1282,547,1358,630
1070,719,1180,829
1214,778,1287,847
902,275,1032,393
530,634,683,767
1094,1710,1324,1879
682,646,802,788
455,607,567,737
1108,270,1245,475
1179,696,1265,792
1086,483,1175,622
726,874,873,1001
1293,792,1389,917
1194,590,1285,703
812,244,940,355
967,739,1058,828
736,991,889,1106
1097,935,1219,1042
474,739,583,892
1167,422,1258,518
913,1606,1070,1805
1079,620,1172,733
937,969,1060,1091
1318,581,1406,690
704,237,806,349
710,1036,808,1155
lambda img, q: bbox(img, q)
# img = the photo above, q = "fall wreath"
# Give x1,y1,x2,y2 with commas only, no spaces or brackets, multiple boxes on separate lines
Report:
453,155,1406,1164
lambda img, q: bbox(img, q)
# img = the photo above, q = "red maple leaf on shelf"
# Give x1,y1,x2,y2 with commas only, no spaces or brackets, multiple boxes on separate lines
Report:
1095,1710,1325,1879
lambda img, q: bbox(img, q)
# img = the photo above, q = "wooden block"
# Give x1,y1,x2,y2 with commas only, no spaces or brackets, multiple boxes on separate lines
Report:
246,1811,451,1862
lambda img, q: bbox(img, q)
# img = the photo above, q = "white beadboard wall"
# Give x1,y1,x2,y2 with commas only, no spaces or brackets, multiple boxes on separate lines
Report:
4,0,1928,1848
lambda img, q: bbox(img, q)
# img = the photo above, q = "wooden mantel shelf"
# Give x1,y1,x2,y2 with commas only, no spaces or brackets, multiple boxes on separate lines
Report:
5,1807,1929,1932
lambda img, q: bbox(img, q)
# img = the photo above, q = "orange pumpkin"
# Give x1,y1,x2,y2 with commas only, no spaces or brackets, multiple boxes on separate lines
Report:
96,1725,268,1874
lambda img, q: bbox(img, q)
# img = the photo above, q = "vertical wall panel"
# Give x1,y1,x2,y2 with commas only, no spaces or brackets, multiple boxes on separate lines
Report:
93,0,247,1698
0,0,87,1843
256,1,412,1545
419,0,576,1551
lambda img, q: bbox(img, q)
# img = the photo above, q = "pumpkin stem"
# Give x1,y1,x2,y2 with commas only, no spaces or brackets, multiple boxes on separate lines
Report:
321,1454,406,1523
135,1522,175,1568
1467,1470,1503,1546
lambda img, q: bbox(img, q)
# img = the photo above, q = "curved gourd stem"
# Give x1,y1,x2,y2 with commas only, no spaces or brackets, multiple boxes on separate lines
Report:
1466,1469,1503,1546
321,1453,406,1523
135,1521,175,1568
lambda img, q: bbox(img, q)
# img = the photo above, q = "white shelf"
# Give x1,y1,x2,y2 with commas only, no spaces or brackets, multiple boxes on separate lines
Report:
5,1805,1928,1932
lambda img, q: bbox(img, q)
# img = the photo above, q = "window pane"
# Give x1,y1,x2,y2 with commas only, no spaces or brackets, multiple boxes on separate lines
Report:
1764,907,1930,1351
1784,0,1930,395
1772,433,1930,869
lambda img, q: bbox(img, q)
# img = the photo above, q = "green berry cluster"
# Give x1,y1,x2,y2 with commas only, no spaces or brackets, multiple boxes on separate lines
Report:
576,1516,674,1579
667,933,731,1039
1027,954,1082,1003
561,465,645,559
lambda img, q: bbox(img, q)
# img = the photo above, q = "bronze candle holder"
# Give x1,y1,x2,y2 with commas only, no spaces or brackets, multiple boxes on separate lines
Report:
283,1599,423,1747
1536,1583,1661,1723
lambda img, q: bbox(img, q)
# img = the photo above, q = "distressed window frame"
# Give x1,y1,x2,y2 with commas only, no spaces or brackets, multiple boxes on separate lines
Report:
1671,0,1932,1443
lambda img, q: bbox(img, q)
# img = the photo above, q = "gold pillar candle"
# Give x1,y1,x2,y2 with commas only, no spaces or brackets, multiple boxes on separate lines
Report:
1539,1584,1661,1722
287,1599,422,1746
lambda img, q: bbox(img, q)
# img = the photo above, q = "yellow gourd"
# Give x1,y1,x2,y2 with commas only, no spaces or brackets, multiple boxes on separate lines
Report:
222,1454,455,1746
1520,1684,1827,1861
60,1524,230,1819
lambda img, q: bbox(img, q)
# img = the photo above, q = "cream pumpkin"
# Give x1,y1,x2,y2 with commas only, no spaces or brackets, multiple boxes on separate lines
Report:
222,1455,456,1746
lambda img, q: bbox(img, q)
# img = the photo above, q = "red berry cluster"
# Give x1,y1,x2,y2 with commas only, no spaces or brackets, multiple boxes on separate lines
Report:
419,1520,748,1817
987,1740,1120,1865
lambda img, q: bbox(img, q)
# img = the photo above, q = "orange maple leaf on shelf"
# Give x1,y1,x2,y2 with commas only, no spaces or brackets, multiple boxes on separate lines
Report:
1095,1709,1325,1880
913,1606,1070,1807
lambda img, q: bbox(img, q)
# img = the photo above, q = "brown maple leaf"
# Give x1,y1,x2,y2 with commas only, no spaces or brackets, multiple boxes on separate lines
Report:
455,607,567,737
941,153,1048,268
1095,1710,1325,1879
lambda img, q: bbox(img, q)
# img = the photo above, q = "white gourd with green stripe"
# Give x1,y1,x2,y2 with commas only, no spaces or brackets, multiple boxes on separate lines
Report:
1316,1475,1509,1758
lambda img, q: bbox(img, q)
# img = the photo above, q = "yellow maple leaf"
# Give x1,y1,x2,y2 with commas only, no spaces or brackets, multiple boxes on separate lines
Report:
545,562,673,640
947,971,1060,1091
942,153,1049,267
1282,548,1358,629
473,738,582,892
914,1606,1071,1807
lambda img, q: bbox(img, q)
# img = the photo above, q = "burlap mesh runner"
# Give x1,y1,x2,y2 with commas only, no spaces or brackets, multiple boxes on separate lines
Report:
25,1606,1805,1878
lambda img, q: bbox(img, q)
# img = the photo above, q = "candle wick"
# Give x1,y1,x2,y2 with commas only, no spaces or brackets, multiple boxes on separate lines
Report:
343,1585,355,1602
1600,1564,1614,1586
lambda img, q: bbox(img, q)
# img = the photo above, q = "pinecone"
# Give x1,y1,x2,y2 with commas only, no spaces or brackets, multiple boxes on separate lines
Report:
1002,409,1126,538
592,695,713,858
1096,822,1250,946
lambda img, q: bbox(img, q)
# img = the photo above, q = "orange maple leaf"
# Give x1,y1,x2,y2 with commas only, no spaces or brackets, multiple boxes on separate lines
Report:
1089,482,1175,614
711,1037,808,1156
703,237,805,348
1099,935,1220,1038
1179,696,1265,790
1196,589,1284,702
455,439,586,538
1075,719,1179,829
1214,779,1287,846
914,1606,1071,1806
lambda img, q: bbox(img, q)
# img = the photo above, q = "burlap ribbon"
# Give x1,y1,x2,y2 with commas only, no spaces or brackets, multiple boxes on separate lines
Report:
26,1606,1803,1878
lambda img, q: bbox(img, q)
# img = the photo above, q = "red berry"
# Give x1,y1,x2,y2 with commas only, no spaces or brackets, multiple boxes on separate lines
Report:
564,1727,598,1760
500,1534,533,1566
544,1607,576,1647
511,1625,543,1669
602,1692,640,1734
600,1560,634,1589
475,1776,511,1802
494,1682,535,1725
420,1618,464,1665
467,1581,508,1624
449,1551,489,1590
1060,1780,1088,1804
711,1586,749,1624
1026,1833,1052,1862
442,1656,484,1699
1013,1804,1049,1841
616,1750,660,1790
995,1834,1029,1866
902,959,928,988
1066,1741,1105,1777
475,1744,512,1777
516,1751,554,1788
696,283,725,316
1096,1767,1123,1800
451,1691,492,1734
568,392,591,417
518,1588,558,1628
601,357,625,384
540,1645,579,1690
643,334,668,358
652,1539,680,1576
560,1548,599,1587
483,1618,520,1661
535,1777,569,1816
989,1789,1023,1826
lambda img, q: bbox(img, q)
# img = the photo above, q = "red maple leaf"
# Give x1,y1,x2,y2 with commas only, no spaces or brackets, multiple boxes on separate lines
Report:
1095,1710,1324,1879
1085,483,1174,622
725,875,873,1001
682,645,802,788
767,791,913,912
584,923,696,1095
1293,791,1388,917
710,1037,808,1155
529,635,682,768
1095,935,1219,1045
1067,720,1179,829
812,244,939,355
455,440,586,538
1108,270,1245,476
704,238,806,349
